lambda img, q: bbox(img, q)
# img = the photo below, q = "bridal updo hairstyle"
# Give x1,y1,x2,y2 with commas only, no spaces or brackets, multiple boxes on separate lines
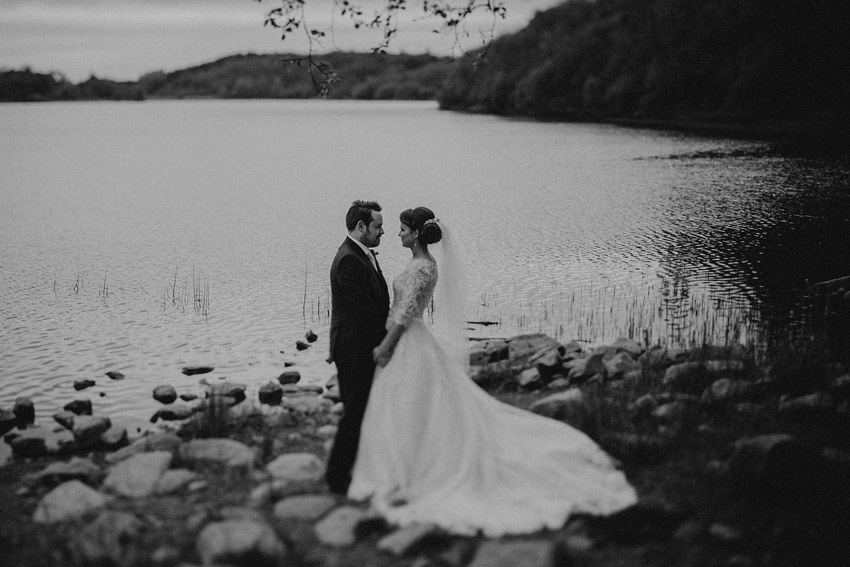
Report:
400,207,442,246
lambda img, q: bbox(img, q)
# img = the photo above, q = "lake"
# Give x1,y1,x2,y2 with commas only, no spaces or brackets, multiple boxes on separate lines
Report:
1,99,848,430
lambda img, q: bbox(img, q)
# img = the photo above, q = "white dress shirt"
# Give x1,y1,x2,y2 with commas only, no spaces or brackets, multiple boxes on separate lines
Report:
347,234,377,271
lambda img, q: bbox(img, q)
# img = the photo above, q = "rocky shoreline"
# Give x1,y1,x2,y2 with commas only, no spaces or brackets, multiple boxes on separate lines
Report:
2,333,849,566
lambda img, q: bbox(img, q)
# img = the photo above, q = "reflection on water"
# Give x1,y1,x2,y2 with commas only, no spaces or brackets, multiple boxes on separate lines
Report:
1,100,848,427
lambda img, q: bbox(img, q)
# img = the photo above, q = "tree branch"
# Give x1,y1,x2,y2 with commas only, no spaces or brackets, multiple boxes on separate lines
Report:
255,0,506,93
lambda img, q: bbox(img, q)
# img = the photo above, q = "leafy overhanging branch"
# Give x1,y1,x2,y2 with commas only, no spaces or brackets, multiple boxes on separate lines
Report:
256,0,506,95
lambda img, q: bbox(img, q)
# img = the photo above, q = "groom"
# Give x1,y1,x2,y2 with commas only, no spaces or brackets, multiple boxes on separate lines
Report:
325,200,390,495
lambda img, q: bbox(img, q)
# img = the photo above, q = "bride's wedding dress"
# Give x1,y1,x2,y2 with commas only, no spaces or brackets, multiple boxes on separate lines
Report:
348,256,637,536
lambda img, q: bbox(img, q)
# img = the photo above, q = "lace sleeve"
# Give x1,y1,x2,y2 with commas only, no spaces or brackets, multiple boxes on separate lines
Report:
392,260,436,326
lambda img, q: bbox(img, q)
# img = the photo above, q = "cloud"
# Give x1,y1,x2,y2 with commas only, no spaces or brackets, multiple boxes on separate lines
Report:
1,0,260,28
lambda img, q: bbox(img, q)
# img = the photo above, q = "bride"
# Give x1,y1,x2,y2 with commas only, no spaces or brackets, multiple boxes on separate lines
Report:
347,206,637,536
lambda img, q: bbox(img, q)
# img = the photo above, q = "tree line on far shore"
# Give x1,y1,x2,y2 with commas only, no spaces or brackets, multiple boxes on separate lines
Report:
0,52,451,103
2,0,848,130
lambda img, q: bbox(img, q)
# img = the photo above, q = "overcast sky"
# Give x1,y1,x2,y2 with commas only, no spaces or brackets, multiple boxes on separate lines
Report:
0,0,562,82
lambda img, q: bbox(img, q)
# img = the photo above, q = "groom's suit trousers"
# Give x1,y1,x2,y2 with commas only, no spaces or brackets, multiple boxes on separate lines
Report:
325,354,376,493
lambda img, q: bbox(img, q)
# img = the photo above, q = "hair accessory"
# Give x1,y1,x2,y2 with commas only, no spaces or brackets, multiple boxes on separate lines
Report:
424,218,440,227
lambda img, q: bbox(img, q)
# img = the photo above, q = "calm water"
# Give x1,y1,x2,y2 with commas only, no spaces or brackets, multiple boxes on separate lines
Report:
2,100,848,430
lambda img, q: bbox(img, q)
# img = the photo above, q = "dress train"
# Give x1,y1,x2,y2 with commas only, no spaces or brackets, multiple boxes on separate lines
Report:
348,315,637,536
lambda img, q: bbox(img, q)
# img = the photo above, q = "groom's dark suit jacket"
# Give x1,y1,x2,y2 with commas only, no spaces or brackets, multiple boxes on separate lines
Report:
329,237,390,367
326,236,390,493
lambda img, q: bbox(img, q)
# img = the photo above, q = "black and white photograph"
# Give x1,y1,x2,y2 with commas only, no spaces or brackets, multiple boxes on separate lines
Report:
1,1,849,565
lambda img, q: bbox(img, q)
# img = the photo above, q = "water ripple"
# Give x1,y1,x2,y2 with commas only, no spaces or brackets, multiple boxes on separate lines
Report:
2,101,848,425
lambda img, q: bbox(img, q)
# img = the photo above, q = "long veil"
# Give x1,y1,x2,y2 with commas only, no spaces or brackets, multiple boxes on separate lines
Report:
431,219,471,373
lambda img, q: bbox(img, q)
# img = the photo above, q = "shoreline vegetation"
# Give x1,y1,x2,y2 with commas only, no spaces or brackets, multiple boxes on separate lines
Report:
3,0,848,144
2,327,848,567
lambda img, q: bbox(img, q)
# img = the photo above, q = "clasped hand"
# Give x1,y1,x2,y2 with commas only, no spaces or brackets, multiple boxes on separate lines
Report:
373,344,393,367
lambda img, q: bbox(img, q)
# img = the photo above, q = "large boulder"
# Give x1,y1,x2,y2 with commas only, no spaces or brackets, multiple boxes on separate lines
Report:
507,334,562,367
273,494,337,521
74,379,96,391
284,396,333,416
469,339,510,366
153,385,178,404
516,367,542,388
100,425,128,449
53,410,76,430
72,415,112,446
629,394,659,415
609,337,643,357
566,352,606,382
258,382,283,405
266,452,325,483
700,378,754,404
151,404,195,422
105,432,182,464
13,397,35,425
0,408,17,435
154,469,199,495
277,370,301,385
27,456,102,487
179,438,256,469
103,451,173,498
64,399,93,416
314,506,381,547
529,388,585,420
603,351,640,380
196,519,287,566
639,346,686,369
7,425,75,457
207,381,247,404
529,346,564,381
33,480,109,524
662,362,709,394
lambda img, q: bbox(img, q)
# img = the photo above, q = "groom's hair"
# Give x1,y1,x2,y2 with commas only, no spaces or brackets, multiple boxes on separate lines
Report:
346,200,382,231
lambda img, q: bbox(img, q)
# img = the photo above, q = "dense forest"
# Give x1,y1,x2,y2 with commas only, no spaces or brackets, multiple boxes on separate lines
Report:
138,52,450,100
439,0,850,128
0,52,451,102
0,69,145,102
3,0,849,133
